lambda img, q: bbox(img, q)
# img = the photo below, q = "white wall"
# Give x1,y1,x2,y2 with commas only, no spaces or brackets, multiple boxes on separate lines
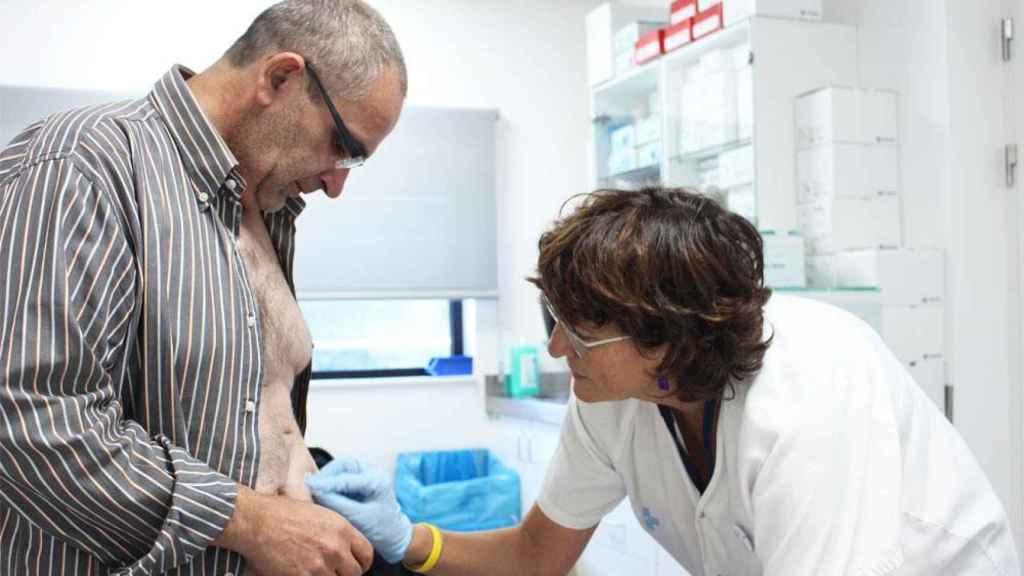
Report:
0,0,589,472
826,0,1023,548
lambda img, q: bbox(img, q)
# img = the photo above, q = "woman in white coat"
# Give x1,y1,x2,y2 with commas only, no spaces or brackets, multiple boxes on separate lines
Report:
307,187,1019,575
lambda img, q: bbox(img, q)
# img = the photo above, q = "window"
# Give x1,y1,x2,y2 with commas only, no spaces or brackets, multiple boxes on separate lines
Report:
299,299,463,379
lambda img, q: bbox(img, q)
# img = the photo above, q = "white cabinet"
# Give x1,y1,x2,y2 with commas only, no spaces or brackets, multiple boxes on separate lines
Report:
590,16,857,231
488,416,562,515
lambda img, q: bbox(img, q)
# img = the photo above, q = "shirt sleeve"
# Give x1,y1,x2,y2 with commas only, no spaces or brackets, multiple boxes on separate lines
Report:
750,338,905,575
0,155,237,574
536,396,627,530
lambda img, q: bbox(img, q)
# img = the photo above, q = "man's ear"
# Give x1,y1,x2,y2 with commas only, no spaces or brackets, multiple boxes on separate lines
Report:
255,52,305,106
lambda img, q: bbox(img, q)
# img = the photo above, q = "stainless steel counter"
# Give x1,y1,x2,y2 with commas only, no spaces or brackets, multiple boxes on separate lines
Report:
484,373,570,425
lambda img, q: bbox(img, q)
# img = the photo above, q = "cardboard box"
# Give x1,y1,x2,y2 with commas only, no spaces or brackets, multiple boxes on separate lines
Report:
634,28,666,65
796,86,899,148
587,2,668,86
718,144,754,189
664,19,693,53
906,356,945,413
883,305,944,362
833,249,944,306
798,193,901,254
671,0,698,25
797,143,900,202
762,231,806,288
614,21,666,55
692,4,723,41
724,0,822,26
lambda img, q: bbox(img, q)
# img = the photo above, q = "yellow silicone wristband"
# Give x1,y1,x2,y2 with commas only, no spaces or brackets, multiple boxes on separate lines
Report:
403,523,443,574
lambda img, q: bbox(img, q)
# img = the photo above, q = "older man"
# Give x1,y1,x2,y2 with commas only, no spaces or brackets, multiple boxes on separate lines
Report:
0,1,405,574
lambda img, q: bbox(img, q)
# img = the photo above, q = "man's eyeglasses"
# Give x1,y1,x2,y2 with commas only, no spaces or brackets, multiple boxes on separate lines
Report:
305,61,367,170
541,296,631,359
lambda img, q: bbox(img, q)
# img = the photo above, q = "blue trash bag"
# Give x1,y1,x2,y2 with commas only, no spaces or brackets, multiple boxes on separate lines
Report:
394,448,521,532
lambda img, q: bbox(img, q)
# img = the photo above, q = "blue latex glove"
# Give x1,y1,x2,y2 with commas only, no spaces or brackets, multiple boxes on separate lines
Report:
305,457,413,564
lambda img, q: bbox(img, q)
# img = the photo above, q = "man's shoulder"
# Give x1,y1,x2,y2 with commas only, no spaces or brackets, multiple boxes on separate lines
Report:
9,97,155,175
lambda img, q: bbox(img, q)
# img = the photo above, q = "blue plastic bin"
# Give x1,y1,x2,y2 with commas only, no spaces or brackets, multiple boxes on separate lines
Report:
394,449,521,532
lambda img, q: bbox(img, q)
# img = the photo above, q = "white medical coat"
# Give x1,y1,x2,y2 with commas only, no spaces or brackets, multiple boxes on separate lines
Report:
537,295,1019,575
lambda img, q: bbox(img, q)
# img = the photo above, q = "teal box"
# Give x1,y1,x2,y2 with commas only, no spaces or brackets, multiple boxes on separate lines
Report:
506,345,540,398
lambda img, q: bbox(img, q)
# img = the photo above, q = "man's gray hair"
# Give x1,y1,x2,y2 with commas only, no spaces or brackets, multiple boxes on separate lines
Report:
225,0,407,102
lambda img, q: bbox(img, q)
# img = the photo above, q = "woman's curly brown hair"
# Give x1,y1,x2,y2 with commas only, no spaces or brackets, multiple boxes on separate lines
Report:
529,187,773,401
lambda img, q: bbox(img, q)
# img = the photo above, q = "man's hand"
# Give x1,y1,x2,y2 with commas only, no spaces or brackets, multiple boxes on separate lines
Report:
306,457,414,564
215,485,374,576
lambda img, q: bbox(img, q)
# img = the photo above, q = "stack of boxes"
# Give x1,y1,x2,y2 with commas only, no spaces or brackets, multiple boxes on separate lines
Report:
615,20,666,74
607,92,662,176
795,86,946,409
589,0,822,82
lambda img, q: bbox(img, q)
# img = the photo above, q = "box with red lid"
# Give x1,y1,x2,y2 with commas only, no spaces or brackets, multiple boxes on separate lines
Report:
663,19,693,53
692,4,723,41
633,28,665,65
670,0,698,25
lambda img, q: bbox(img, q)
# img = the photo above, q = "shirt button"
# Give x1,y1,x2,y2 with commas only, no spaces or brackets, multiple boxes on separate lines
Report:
225,572,235,576
244,400,256,413
699,511,706,519
198,192,209,203
225,179,237,191
247,315,256,328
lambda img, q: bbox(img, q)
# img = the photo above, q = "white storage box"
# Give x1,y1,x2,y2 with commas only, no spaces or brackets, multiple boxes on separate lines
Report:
614,50,634,76
609,148,638,174
728,184,756,223
609,123,636,153
635,114,661,145
906,356,945,412
718,144,754,189
761,231,806,288
636,142,660,168
724,0,822,26
796,86,899,148
587,2,667,86
833,249,943,306
798,193,901,254
883,305,944,362
797,143,900,202
805,254,836,288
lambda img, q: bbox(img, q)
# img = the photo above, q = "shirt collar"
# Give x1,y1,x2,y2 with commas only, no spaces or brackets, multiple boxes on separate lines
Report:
148,65,244,204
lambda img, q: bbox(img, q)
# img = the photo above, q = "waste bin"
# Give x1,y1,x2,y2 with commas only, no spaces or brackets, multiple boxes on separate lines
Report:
394,449,521,532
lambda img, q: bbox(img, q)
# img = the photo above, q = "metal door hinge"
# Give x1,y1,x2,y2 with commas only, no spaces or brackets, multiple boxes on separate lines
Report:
1003,18,1014,62
944,385,954,423
1007,144,1018,188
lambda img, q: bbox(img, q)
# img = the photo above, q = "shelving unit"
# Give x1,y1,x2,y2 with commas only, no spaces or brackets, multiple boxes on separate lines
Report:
589,16,858,231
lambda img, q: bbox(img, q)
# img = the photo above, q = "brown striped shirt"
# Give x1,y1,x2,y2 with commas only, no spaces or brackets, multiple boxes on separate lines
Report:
0,66,309,575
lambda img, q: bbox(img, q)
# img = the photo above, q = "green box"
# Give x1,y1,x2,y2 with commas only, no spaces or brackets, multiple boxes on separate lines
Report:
506,345,540,398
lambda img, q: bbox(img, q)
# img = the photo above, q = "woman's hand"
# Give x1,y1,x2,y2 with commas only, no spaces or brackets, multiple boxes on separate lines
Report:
305,457,414,564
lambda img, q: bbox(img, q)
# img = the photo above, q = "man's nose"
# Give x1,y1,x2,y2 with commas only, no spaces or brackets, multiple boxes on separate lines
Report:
321,167,350,199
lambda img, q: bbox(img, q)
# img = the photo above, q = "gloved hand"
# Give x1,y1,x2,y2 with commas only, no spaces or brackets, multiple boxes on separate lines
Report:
305,457,414,564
